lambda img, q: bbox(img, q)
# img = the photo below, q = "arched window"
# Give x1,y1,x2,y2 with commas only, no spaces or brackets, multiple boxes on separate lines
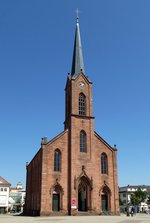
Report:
54,149,61,171
80,131,87,152
101,153,108,174
79,93,86,115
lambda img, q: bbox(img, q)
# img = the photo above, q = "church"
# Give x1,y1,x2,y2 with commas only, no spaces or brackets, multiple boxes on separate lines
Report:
25,16,119,216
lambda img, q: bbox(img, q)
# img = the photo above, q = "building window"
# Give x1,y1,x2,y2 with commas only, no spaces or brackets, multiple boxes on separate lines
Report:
79,93,86,115
4,188,7,192
101,153,108,174
0,188,3,191
54,149,61,171
80,130,87,152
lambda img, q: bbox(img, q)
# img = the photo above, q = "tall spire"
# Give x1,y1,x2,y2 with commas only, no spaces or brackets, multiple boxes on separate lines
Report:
71,13,85,78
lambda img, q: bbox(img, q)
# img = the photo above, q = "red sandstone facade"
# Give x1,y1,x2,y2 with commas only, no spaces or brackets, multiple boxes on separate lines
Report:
25,18,119,216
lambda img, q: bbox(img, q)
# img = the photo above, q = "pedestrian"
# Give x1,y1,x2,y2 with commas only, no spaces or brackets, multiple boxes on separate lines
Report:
126,207,130,216
131,206,134,217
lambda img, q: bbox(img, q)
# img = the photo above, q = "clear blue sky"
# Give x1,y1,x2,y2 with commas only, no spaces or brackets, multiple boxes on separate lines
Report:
0,0,150,188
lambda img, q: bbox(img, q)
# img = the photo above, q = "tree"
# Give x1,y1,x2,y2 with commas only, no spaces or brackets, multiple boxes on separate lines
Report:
146,193,150,205
130,188,148,206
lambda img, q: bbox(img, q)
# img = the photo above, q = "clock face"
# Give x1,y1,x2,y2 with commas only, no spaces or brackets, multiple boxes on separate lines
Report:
79,82,85,89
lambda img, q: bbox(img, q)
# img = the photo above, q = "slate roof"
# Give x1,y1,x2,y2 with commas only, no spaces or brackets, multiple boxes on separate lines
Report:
71,17,85,79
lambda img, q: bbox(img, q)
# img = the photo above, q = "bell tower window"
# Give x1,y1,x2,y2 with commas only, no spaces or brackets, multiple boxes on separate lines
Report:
80,130,87,152
79,93,86,115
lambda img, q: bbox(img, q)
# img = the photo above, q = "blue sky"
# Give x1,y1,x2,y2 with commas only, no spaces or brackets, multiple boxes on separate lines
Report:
0,0,150,188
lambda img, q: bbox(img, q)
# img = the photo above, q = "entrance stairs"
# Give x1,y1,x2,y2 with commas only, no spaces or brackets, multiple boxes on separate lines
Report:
77,211,99,216
102,211,112,215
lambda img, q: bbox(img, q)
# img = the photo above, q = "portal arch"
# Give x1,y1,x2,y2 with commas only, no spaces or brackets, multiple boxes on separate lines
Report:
99,184,111,213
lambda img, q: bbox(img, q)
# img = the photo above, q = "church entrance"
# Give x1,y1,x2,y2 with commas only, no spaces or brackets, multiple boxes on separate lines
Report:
100,185,111,213
101,194,108,211
52,193,60,211
78,183,87,211
78,176,91,212
52,183,63,212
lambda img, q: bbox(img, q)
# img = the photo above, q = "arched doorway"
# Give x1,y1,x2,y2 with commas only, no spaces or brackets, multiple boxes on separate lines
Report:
100,185,111,213
101,194,108,211
78,181,87,211
52,184,63,212
52,192,60,211
78,176,92,212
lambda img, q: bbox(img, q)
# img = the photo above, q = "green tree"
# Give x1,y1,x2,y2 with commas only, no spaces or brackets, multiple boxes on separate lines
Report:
130,188,148,206
146,193,150,205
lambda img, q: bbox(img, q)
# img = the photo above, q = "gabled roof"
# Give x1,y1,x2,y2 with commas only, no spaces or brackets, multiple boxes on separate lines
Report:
0,176,11,186
94,131,114,151
46,129,68,146
65,72,92,91
72,71,92,84
28,129,68,166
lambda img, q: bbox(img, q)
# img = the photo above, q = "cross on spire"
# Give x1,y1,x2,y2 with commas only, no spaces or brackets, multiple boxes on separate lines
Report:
75,8,80,23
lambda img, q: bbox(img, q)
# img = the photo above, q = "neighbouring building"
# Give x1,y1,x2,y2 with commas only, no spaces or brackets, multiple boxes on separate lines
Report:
119,185,150,212
25,16,119,216
9,182,26,213
0,176,11,214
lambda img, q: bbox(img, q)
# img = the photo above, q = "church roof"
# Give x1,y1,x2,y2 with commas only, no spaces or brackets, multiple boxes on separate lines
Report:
71,16,85,79
94,131,114,151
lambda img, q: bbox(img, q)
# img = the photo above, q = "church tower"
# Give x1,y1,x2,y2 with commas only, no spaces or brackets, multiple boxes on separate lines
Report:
25,15,119,216
65,16,95,214
65,16,93,127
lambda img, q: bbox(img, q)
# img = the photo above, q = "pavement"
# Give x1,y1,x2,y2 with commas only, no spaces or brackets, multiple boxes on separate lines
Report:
0,214,150,223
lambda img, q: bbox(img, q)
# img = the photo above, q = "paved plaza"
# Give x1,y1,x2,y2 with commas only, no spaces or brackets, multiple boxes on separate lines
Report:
0,214,150,223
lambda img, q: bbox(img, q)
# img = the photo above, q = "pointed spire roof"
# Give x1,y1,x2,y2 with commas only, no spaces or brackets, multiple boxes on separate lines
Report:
71,16,85,78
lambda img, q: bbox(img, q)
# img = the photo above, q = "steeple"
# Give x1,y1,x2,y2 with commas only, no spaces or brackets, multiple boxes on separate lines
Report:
71,15,85,78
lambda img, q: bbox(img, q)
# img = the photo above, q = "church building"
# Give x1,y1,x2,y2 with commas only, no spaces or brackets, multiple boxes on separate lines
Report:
25,16,119,216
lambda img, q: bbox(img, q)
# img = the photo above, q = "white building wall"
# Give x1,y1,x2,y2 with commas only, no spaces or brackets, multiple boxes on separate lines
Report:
0,186,9,211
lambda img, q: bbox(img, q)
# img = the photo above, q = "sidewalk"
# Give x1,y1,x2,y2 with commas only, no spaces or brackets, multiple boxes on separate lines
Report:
0,213,149,223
